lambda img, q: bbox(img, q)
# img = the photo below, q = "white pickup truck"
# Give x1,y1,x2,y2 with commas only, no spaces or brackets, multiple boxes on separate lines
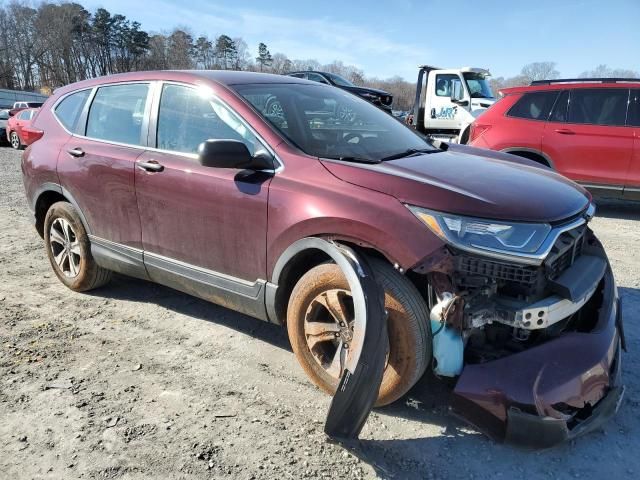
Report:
410,66,496,143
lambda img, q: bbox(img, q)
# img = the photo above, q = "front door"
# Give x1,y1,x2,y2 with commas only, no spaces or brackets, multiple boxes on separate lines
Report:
626,89,640,198
134,83,272,315
542,88,633,191
427,72,466,130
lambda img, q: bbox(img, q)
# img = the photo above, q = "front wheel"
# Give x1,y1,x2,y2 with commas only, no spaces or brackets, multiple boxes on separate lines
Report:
286,258,431,406
44,202,111,292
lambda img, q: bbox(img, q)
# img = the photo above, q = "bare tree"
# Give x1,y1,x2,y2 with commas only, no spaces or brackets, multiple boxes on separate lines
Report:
520,61,560,83
579,64,639,78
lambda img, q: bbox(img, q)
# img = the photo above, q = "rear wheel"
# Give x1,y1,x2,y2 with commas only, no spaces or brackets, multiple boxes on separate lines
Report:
10,131,21,150
287,259,431,406
44,202,111,292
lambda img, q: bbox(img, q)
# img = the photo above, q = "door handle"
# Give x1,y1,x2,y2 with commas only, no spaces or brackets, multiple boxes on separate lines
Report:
137,160,164,172
555,128,575,135
67,147,85,157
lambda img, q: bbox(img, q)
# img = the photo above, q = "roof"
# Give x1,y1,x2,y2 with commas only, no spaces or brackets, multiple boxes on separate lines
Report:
500,78,640,95
53,69,315,96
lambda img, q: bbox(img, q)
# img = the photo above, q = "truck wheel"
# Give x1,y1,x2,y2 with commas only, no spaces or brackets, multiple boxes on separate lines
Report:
287,259,431,406
44,202,111,292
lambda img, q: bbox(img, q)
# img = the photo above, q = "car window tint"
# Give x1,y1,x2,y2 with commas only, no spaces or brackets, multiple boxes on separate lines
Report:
627,89,639,126
307,73,329,84
507,91,558,121
55,89,91,131
86,83,149,145
435,74,460,97
156,84,260,155
549,90,569,123
568,88,628,126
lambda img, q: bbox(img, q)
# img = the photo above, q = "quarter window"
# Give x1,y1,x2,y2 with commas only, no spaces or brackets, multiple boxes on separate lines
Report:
567,88,628,126
156,84,260,155
55,89,91,131
507,91,559,121
86,83,149,145
307,73,330,84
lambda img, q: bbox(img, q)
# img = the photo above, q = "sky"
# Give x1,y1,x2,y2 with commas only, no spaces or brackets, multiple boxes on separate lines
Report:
81,0,640,81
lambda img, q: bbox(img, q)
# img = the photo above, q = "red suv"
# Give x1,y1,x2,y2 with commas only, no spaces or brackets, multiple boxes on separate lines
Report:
469,79,640,200
21,71,624,446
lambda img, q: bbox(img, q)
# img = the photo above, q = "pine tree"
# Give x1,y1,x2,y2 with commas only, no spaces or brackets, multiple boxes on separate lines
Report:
255,42,272,72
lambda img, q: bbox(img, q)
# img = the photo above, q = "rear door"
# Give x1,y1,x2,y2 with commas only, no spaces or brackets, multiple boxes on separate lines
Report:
501,90,559,153
542,88,633,192
58,82,151,249
626,89,640,199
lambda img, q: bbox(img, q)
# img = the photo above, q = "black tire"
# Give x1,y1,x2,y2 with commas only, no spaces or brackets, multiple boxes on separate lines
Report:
44,202,111,292
287,258,431,406
9,131,22,150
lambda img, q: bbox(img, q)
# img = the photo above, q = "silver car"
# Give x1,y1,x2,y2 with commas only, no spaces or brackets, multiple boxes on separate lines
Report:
0,109,9,144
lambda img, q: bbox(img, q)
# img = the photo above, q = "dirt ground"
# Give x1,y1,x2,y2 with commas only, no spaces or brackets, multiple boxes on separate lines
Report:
0,146,638,480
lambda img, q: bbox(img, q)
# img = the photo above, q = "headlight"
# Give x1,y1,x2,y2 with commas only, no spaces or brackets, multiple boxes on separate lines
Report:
407,205,552,255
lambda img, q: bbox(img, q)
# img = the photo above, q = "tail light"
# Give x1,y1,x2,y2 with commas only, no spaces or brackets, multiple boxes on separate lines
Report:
21,126,44,145
469,123,491,143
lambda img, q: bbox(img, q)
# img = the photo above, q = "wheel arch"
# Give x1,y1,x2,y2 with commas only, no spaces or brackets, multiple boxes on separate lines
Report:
500,147,554,168
33,184,92,238
266,236,395,326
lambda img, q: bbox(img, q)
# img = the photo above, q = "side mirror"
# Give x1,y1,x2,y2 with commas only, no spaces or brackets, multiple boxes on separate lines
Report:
450,80,468,106
198,139,274,170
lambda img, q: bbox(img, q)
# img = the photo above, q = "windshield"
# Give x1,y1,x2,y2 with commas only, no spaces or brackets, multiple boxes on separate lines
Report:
463,73,494,99
234,83,435,162
323,72,355,87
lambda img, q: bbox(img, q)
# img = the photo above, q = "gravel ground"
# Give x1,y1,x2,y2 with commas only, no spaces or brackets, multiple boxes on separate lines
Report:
0,146,638,479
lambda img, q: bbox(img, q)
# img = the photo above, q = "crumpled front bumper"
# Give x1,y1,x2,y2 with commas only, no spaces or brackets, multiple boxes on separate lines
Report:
451,267,624,449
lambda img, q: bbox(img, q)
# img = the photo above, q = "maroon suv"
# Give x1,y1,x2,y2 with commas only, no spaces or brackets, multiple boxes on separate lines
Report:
22,71,624,446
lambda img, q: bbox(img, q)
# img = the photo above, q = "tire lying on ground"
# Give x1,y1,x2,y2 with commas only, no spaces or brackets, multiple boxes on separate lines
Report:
287,258,432,406
44,201,111,292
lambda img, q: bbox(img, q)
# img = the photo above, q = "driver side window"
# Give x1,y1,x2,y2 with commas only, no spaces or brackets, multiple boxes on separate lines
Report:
156,84,260,155
435,74,459,97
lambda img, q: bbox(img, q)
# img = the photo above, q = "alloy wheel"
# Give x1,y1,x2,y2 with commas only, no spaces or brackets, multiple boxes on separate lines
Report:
303,288,356,379
49,218,81,278
10,131,20,149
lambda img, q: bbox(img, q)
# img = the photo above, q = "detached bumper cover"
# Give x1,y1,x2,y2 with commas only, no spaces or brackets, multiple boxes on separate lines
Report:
452,268,623,448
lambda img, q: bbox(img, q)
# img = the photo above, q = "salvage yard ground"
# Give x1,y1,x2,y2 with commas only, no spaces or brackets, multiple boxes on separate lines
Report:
0,146,638,479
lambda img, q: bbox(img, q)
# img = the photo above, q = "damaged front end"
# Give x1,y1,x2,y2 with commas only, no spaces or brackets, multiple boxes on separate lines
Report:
413,205,625,449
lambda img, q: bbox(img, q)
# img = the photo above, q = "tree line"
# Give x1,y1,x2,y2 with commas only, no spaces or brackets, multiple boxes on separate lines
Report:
1,1,637,111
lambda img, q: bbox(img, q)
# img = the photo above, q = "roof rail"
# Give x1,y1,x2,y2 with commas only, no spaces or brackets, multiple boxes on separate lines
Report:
531,78,640,86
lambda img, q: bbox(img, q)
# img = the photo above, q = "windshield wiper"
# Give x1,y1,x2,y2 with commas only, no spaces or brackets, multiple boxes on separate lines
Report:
380,148,436,162
324,156,381,164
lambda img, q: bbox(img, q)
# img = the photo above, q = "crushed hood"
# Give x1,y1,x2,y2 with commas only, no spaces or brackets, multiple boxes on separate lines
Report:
321,145,590,223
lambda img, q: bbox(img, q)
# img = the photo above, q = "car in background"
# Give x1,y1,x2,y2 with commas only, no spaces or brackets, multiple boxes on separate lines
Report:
0,109,9,144
9,101,44,117
286,71,393,113
6,107,39,149
469,79,640,200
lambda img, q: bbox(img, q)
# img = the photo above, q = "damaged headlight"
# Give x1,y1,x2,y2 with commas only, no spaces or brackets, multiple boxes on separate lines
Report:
407,206,552,256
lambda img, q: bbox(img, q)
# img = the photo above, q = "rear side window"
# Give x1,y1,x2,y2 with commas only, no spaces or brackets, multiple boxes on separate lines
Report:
86,83,149,145
18,110,32,120
628,90,640,126
568,88,628,126
549,90,569,123
307,73,330,84
55,90,91,131
507,91,558,121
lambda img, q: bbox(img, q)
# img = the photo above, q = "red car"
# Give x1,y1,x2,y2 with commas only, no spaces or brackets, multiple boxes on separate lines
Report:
6,107,40,149
20,71,623,446
469,79,640,200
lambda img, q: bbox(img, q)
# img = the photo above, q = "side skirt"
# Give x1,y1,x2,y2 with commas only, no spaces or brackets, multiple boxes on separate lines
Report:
89,236,268,321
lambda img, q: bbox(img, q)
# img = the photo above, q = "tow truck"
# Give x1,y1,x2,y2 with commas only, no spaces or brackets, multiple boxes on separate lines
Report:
410,66,496,143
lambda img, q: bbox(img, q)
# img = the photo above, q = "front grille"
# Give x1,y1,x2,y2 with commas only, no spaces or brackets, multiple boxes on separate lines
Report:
545,226,586,280
455,255,538,286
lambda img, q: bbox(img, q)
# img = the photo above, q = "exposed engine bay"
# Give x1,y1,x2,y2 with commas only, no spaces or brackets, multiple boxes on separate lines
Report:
423,223,608,372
